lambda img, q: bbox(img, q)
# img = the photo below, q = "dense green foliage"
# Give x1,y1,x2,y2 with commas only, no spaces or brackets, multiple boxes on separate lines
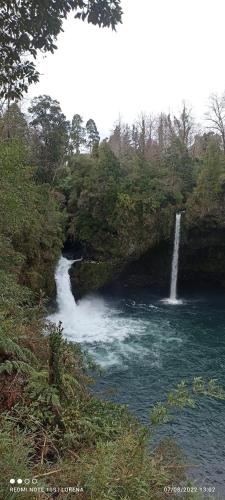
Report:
0,140,63,293
60,108,197,263
51,106,225,295
187,136,225,221
28,95,70,183
3,4,223,499
1,63,225,498
0,102,217,499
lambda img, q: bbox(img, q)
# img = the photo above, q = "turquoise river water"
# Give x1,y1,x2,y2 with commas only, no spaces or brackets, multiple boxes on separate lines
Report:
50,257,225,497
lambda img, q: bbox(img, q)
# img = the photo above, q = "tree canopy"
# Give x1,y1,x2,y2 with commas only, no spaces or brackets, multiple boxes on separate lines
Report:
0,0,122,100
71,113,86,154
28,95,70,182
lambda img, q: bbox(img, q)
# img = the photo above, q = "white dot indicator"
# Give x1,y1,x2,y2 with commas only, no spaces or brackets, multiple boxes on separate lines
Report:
10,479,15,484
17,479,22,484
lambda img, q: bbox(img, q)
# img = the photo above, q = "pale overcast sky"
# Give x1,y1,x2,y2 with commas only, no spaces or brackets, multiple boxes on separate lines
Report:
27,0,225,136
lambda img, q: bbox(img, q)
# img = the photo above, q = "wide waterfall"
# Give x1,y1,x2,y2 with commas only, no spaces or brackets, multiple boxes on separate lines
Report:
49,256,146,348
168,212,182,304
49,256,154,365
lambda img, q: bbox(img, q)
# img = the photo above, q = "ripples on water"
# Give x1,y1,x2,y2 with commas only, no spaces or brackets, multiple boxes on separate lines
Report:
49,258,225,495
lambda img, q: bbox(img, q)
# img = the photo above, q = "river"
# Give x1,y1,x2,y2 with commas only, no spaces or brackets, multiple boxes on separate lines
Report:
49,256,225,496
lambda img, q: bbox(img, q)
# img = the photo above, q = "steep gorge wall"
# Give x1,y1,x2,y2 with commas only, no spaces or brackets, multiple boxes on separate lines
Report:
69,205,176,299
69,211,225,299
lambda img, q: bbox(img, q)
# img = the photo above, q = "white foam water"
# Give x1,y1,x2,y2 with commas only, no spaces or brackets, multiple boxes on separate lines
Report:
49,256,183,368
49,256,147,344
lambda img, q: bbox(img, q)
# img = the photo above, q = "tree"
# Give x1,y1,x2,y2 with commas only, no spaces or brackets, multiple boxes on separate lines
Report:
156,113,172,153
98,141,121,181
131,124,139,152
165,136,194,196
190,137,225,217
28,95,69,183
206,93,225,154
0,135,63,296
173,104,193,148
144,115,156,159
138,114,147,160
0,103,28,141
71,114,86,154
86,118,100,155
108,119,122,158
0,0,122,100
121,124,132,158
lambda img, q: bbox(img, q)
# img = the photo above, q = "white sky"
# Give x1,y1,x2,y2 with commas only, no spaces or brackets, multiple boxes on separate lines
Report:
27,0,225,137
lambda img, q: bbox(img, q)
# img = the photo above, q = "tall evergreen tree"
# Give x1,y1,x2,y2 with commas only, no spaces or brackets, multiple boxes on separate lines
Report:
173,104,193,148
71,114,86,154
86,118,100,155
28,95,69,183
131,124,139,152
138,115,146,160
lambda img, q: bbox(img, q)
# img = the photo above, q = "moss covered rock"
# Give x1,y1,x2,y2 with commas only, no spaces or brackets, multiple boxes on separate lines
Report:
70,260,122,299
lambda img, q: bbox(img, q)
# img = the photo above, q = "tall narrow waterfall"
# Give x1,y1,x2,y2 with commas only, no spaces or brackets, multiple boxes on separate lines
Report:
169,212,182,303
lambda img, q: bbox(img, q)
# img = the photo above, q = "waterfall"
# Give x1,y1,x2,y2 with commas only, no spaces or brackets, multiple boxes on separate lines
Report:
49,255,147,353
50,256,184,368
168,212,182,304
49,255,121,343
54,256,77,315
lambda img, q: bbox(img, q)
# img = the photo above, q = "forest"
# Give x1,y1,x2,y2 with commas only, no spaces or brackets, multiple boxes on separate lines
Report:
1,92,225,499
1,1,225,499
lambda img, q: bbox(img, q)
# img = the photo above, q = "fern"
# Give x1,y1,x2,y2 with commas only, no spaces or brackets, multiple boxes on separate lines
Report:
0,332,37,364
0,360,35,375
151,378,225,426
0,335,26,359
62,373,82,398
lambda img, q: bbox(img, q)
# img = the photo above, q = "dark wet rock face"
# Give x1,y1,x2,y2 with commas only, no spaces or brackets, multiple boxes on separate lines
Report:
180,223,225,287
70,260,122,300
69,212,225,299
